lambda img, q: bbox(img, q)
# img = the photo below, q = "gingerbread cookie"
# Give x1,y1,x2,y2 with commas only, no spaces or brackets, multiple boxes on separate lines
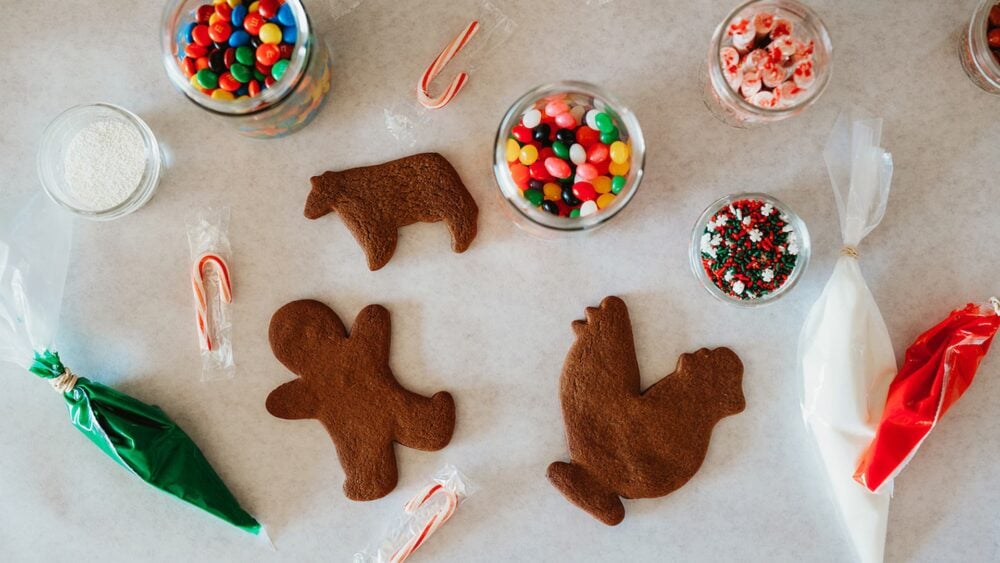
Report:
266,300,456,501
306,153,478,271
547,296,745,525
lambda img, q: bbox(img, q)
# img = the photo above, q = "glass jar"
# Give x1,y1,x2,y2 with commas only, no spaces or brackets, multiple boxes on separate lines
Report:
37,103,162,221
161,0,332,138
704,0,832,128
493,82,645,238
959,0,1000,94
690,192,810,307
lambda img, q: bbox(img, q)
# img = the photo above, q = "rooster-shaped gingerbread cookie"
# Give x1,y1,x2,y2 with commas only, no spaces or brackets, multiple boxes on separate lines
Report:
266,300,456,501
548,296,745,525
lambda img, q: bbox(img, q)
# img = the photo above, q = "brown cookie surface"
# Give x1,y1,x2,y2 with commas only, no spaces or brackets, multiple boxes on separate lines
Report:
306,153,478,271
266,300,456,501
548,296,745,525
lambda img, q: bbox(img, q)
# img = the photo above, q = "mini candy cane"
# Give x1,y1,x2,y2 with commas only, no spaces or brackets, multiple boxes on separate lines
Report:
390,484,459,563
191,253,232,352
417,20,480,109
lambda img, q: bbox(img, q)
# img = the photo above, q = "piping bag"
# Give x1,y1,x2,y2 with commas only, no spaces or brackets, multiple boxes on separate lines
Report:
798,111,895,563
0,194,260,535
855,299,1000,492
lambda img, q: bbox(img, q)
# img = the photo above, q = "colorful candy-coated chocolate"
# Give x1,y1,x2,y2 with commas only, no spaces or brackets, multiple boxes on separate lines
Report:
544,157,572,179
223,47,237,67
271,58,289,80
243,13,265,35
196,4,215,23
231,4,247,26
192,24,213,46
519,144,538,166
209,21,232,43
572,182,598,202
235,44,255,65
282,25,298,44
259,22,282,44
248,79,261,97
181,56,198,77
277,3,296,26
611,175,626,194
596,193,616,210
209,49,228,73
196,68,219,89
256,43,280,65
212,89,235,100
218,72,240,91
215,2,232,20
230,62,251,83
258,0,279,18
229,29,250,46
185,42,209,58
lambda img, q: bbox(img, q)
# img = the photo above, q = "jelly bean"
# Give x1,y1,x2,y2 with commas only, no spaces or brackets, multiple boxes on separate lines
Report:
264,75,275,87
231,3,247,26
505,139,520,162
541,200,559,215
990,28,1000,48
230,62,251,83
196,68,219,89
569,208,581,218
215,2,232,19
569,143,586,165
211,89,235,100
533,123,551,142
512,125,533,143
528,161,551,181
248,79,261,97
572,182,598,202
555,112,576,128
608,160,629,176
524,188,543,207
209,49,228,73
611,175,626,194
218,72,240,91
271,59,290,80
562,185,581,206
256,43,280,65
551,141,569,160
554,129,574,146
610,141,629,164
185,42,209,58
576,163,598,182
196,4,215,22
259,22,282,44
587,143,609,163
527,180,543,192
575,126,599,147
192,24,213,46
522,109,542,128
235,44,254,65
243,13,264,35
543,183,561,201
519,144,538,166
599,126,619,144
596,193,616,210
258,0,279,18
209,21,232,43
579,200,598,217
229,29,250,47
570,105,586,125
545,157,571,179
277,3,296,26
282,25,298,44
592,176,612,194
538,147,555,161
593,159,610,177
545,100,570,117
585,109,600,130
510,163,530,187
594,112,614,133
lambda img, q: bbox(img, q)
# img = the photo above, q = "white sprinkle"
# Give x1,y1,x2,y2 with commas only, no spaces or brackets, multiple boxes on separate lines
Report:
762,268,774,282
732,280,746,295
63,119,146,211
748,228,762,242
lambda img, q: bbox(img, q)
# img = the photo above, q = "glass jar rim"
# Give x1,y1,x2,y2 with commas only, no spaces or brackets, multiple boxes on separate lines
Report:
708,0,834,117
689,191,811,307
493,81,646,233
160,0,313,116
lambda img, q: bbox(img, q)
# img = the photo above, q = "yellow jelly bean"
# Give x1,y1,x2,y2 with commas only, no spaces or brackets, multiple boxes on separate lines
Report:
212,89,235,100
519,144,538,166
608,160,630,176
610,141,629,164
505,139,520,162
248,0,259,12
596,193,616,210
259,22,282,44
592,176,612,194
543,183,561,201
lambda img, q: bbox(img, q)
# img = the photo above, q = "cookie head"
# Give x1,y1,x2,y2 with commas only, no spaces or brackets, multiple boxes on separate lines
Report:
305,171,344,220
678,347,746,416
269,299,348,381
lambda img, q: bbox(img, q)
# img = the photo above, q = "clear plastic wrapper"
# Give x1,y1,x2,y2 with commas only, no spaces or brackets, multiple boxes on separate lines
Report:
798,110,895,563
187,207,235,381
354,465,472,563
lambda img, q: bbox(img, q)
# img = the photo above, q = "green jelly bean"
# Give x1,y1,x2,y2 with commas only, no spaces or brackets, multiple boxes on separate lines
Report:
595,112,614,133
230,63,251,83
600,126,619,144
552,141,569,160
195,69,218,90
611,176,626,194
570,208,581,218
272,59,290,81
524,189,543,206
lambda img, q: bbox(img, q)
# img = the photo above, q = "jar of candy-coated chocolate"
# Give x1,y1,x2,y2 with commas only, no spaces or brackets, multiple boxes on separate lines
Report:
493,82,645,238
705,0,832,128
161,0,332,138
960,0,1000,94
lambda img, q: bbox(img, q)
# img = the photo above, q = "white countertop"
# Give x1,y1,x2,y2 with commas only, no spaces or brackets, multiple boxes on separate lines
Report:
3,1,999,561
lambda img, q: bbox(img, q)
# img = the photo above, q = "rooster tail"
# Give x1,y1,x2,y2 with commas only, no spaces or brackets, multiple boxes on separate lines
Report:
547,461,625,526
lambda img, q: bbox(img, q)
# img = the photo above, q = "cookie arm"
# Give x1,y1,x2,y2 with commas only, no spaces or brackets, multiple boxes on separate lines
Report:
266,379,320,420
351,305,391,364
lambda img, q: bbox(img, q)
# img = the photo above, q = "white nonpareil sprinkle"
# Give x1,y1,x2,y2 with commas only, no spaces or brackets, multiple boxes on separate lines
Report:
63,119,146,211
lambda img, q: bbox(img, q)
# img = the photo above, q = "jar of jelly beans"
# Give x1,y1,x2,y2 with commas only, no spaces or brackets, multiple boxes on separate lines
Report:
161,0,332,138
704,0,832,128
493,82,645,238
960,0,1000,94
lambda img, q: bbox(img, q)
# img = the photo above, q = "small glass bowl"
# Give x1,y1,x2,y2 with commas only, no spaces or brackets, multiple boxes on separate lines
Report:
690,192,810,307
37,103,162,221
959,0,1000,94
493,81,646,238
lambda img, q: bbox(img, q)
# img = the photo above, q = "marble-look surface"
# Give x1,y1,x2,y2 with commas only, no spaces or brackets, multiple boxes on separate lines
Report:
2,1,999,561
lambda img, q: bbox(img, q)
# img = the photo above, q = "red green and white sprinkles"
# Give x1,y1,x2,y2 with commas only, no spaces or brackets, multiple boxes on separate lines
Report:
699,198,800,300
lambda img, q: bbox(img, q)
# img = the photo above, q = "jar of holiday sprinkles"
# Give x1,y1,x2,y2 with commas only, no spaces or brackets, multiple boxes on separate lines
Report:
493,82,645,237
37,103,162,220
690,193,810,306
705,0,832,127
161,0,332,138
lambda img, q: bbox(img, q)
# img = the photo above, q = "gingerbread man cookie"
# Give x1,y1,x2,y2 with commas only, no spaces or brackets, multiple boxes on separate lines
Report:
266,300,456,501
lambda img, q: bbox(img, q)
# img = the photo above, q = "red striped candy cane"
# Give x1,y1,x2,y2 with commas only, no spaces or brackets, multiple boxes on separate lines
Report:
191,253,233,351
390,483,459,563
417,20,480,110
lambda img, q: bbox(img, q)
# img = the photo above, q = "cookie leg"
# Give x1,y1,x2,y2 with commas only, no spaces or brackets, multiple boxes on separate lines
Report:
444,202,477,254
393,391,456,451
341,214,399,271
547,461,625,526
338,439,398,501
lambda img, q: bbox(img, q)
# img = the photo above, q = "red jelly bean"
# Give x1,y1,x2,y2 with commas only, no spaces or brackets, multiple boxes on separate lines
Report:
512,125,533,143
218,72,240,92
191,24,212,47
538,147,555,161
223,47,236,68
572,182,598,202
215,2,232,20
258,0,280,18
555,200,571,217
576,126,600,147
196,4,214,23
587,143,609,163
184,43,208,58
248,79,261,97
256,43,280,66
593,159,610,177
209,21,232,43
529,161,552,181
244,13,265,35
544,157,571,179
990,28,1000,49
181,57,197,77
510,163,530,187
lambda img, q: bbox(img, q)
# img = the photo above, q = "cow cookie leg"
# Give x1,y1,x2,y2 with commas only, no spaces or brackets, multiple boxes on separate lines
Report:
393,391,456,451
444,200,477,253
338,438,399,501
547,461,625,526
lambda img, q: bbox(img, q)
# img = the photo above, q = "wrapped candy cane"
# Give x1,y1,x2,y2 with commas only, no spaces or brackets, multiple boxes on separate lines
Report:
191,253,232,351
187,208,235,381
355,465,472,563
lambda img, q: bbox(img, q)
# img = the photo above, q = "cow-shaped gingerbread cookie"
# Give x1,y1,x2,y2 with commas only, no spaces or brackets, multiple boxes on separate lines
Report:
266,300,456,501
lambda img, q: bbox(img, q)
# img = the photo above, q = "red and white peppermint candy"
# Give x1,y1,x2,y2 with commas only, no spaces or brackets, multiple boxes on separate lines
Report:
727,18,756,51
771,17,794,38
740,68,762,98
750,90,778,109
417,20,480,110
753,12,775,37
792,59,815,88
